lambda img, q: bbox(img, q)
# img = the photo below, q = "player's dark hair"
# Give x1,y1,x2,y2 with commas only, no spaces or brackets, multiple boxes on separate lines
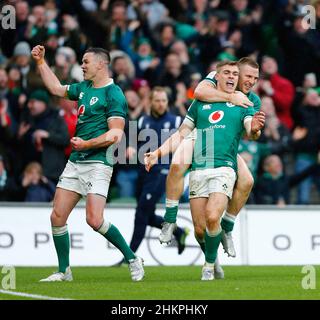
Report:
85,47,110,65
238,57,259,69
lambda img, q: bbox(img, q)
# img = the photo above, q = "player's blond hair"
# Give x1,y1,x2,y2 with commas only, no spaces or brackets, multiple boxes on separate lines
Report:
216,60,239,73
238,57,259,70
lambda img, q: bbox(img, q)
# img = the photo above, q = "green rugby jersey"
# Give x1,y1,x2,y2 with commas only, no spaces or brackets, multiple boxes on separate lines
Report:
66,79,128,166
204,71,261,112
185,100,255,172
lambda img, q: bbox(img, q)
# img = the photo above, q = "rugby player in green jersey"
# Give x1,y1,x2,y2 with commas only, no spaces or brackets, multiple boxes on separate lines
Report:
145,61,265,279
31,45,144,282
146,58,262,260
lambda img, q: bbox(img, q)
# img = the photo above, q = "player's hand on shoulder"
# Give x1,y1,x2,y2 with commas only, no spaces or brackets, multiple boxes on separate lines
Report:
230,91,253,108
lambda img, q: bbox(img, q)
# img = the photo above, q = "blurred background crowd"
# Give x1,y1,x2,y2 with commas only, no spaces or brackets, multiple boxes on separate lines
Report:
0,0,320,205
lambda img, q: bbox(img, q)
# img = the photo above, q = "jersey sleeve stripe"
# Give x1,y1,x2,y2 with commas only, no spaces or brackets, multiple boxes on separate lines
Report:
185,115,195,123
204,71,217,86
65,85,70,98
204,78,216,85
243,116,253,124
182,118,195,129
107,116,125,121
206,71,217,79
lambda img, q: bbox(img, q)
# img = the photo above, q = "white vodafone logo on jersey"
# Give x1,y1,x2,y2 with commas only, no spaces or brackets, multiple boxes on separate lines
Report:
208,110,224,124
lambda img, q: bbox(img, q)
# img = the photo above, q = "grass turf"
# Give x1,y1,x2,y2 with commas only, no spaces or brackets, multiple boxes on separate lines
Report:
0,266,319,300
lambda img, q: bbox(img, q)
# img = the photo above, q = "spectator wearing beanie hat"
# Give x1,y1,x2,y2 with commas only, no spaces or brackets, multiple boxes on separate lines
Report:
12,41,31,89
16,89,70,183
29,88,50,105
13,41,31,58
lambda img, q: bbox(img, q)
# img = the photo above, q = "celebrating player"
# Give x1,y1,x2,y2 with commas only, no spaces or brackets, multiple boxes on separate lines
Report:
31,45,144,282
146,58,262,258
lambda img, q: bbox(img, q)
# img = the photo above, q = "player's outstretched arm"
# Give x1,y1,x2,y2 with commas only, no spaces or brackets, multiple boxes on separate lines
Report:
194,80,253,108
244,111,265,140
71,118,125,151
31,45,67,98
144,123,192,172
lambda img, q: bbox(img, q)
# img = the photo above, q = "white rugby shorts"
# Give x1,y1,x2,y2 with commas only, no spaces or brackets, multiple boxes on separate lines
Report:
57,160,113,198
189,167,236,199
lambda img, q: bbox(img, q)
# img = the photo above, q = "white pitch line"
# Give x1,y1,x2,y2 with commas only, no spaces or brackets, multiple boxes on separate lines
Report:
0,289,73,300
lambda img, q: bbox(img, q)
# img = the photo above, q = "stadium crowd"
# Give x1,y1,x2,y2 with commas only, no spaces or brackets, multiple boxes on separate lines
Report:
0,0,320,205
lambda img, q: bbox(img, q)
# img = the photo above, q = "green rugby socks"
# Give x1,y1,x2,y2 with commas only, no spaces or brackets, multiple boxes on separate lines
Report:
205,227,222,264
52,225,70,273
195,234,206,254
97,221,135,262
164,199,179,223
221,212,236,233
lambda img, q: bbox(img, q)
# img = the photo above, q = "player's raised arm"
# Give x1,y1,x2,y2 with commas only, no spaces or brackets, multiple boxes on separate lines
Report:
144,122,193,172
194,79,253,108
71,118,125,151
31,45,67,97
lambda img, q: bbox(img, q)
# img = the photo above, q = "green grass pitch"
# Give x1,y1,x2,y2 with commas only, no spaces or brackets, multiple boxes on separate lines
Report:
0,266,319,300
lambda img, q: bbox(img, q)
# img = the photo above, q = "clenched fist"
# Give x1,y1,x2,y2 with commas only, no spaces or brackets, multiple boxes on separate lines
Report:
71,137,89,151
31,45,45,65
251,111,265,133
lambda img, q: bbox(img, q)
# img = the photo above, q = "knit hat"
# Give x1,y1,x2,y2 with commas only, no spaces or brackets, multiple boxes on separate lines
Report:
57,46,76,63
13,42,31,57
29,89,49,104
132,79,149,91
137,37,151,46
